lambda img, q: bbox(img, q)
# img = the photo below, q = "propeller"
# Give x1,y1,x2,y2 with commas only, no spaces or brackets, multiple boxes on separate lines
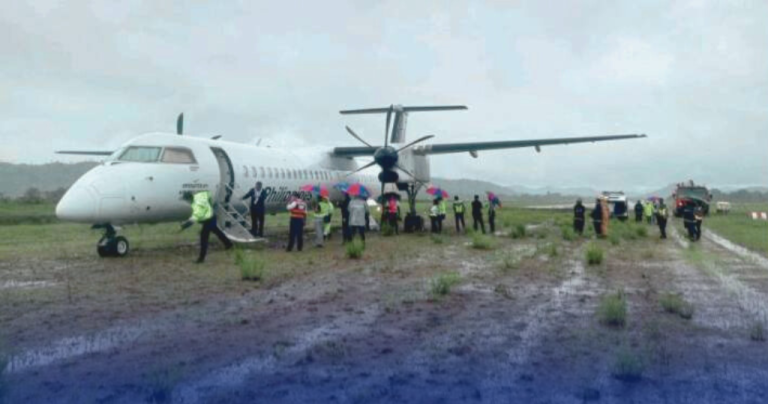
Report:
344,104,434,196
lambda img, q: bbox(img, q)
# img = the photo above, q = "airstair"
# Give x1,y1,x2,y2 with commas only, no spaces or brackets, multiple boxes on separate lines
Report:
216,184,264,244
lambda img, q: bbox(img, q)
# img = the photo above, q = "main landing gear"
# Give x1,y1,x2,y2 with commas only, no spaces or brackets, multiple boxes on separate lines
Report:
95,224,130,257
401,183,425,233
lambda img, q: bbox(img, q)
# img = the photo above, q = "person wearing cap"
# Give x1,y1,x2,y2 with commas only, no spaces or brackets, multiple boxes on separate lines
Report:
286,192,307,252
573,198,586,235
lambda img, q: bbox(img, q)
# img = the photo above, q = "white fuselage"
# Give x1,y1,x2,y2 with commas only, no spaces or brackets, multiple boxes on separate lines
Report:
56,133,381,225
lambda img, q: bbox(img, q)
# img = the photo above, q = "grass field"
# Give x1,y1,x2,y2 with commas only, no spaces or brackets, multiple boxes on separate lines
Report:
705,203,768,255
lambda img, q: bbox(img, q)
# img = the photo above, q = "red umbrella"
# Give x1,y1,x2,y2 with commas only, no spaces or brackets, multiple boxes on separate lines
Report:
346,183,371,198
426,186,449,199
300,184,329,198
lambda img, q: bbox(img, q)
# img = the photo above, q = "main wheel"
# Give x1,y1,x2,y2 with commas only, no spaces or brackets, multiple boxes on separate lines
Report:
97,236,115,257
114,236,130,257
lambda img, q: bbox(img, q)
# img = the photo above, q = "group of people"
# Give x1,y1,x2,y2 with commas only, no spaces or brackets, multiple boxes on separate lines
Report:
285,192,370,252
428,195,499,235
573,197,676,240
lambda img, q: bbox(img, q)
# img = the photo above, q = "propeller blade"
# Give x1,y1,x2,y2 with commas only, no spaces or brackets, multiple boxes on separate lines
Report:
345,160,377,177
384,104,393,148
395,163,427,188
345,126,374,147
177,113,184,135
396,135,435,153
211,135,222,140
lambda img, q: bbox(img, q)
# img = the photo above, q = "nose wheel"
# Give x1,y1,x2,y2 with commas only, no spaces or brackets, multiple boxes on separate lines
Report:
95,224,130,257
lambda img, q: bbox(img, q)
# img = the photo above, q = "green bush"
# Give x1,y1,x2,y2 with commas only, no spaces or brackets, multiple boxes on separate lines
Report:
380,222,395,237
612,348,643,381
561,226,576,241
430,271,462,298
635,226,648,238
659,292,694,319
609,233,621,246
431,234,445,244
346,239,365,259
586,243,604,265
236,250,267,281
510,224,527,239
471,232,496,250
598,290,627,327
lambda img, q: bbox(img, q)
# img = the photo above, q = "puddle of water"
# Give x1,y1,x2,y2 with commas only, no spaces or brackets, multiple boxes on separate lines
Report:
172,305,382,404
705,231,768,270
0,280,56,290
5,323,162,374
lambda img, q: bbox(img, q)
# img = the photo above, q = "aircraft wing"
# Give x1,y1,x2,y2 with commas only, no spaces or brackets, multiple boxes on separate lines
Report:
413,134,647,155
333,134,646,157
55,150,115,156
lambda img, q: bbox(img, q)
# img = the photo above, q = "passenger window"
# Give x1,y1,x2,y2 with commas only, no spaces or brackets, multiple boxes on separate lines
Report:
243,165,249,178
251,166,257,178
119,146,162,162
161,147,197,164
280,168,286,179
268,167,273,178
260,167,265,178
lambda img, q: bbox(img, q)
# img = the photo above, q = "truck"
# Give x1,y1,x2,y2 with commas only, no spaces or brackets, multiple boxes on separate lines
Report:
601,191,629,221
672,181,712,217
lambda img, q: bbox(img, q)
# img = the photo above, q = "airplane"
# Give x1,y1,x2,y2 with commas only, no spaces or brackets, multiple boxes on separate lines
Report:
55,105,646,257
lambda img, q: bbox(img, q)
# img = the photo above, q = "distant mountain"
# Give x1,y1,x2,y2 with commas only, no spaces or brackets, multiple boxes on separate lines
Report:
429,177,518,198
0,162,98,198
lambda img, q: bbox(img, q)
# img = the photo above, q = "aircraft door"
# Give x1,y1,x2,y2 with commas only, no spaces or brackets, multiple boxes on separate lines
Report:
210,147,235,206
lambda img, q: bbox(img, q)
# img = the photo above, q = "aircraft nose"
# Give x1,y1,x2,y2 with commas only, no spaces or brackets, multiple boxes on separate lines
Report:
56,186,98,222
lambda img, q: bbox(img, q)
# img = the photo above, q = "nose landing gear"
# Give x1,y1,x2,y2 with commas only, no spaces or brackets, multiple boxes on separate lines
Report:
94,224,130,257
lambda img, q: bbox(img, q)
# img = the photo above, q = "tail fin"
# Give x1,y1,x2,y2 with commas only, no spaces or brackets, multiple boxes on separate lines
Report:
340,104,467,144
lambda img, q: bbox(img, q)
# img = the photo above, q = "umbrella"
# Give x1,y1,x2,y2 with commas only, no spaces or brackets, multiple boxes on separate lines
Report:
346,183,371,198
487,191,502,207
426,186,449,199
300,184,329,198
333,181,351,193
646,196,660,202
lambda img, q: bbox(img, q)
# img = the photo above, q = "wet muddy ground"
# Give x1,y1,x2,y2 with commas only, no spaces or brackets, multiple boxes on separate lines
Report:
2,219,768,403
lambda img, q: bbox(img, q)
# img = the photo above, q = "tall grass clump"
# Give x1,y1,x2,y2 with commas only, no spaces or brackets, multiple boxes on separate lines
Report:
431,234,445,244
380,222,395,237
598,290,627,327
471,232,496,250
659,292,694,319
500,252,518,273
429,271,462,298
635,226,648,238
346,239,365,259
612,348,644,382
750,322,766,342
235,249,267,281
561,226,576,241
608,233,621,246
585,243,604,265
510,224,527,239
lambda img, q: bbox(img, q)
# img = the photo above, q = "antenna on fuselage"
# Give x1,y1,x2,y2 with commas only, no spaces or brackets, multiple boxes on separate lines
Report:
177,113,184,135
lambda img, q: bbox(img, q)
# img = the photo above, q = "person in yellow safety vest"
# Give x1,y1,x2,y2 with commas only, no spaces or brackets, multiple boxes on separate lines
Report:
180,190,233,263
286,192,308,252
313,196,333,247
437,197,447,233
453,196,466,233
430,199,441,234
643,201,654,224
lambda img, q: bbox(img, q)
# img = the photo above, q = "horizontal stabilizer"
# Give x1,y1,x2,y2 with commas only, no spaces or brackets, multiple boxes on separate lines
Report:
56,150,115,156
340,105,468,115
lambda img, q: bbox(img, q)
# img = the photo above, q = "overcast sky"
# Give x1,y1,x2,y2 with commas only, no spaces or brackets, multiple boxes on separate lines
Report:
1,0,766,190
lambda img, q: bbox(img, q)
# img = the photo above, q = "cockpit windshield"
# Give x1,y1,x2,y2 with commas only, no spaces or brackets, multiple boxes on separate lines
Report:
118,146,162,162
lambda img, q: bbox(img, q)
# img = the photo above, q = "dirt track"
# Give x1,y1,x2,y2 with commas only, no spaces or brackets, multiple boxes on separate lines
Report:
2,220,768,404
